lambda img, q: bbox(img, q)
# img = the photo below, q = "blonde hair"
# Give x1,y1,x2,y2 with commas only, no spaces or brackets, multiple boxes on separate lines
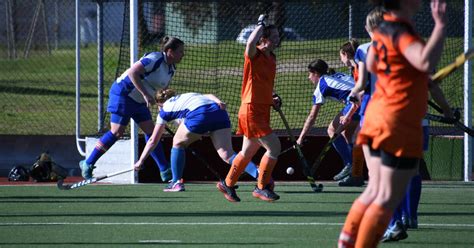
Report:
155,88,177,103
366,7,385,32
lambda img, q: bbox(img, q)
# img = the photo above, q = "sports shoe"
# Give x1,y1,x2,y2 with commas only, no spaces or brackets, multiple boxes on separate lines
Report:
216,180,240,202
163,181,185,192
333,164,352,181
79,160,95,180
160,167,172,182
381,221,408,242
252,185,280,202
402,215,418,229
338,176,364,187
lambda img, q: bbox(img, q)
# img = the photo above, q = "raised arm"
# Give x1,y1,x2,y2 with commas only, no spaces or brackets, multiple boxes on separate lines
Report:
403,1,447,73
245,14,267,59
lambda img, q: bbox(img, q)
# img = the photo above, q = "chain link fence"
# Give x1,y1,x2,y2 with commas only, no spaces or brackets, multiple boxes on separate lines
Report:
0,0,471,179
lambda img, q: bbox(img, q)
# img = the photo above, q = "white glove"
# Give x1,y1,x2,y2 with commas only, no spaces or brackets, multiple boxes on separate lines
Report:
257,14,268,27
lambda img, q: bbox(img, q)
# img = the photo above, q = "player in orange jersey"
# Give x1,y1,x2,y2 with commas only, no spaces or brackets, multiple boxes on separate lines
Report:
217,14,282,202
337,0,447,247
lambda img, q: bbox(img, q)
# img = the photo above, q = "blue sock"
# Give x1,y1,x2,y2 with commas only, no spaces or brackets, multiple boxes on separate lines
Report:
389,202,404,227
406,174,422,221
145,134,170,172
170,147,186,183
332,136,352,166
86,131,117,165
229,153,258,179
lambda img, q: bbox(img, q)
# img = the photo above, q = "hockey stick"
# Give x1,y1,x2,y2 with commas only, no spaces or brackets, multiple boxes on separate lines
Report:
164,126,224,180
310,125,345,177
431,47,474,82
57,168,133,190
428,100,474,136
275,107,323,192
311,99,358,175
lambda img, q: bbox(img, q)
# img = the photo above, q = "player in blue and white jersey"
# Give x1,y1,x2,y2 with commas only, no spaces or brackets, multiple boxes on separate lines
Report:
296,59,361,178
79,37,185,182
134,90,260,192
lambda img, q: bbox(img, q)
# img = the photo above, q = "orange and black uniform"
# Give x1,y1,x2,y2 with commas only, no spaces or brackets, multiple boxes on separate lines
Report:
358,14,428,158
237,48,276,138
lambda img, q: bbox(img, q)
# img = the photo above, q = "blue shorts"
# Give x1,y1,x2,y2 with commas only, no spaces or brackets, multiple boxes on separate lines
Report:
107,92,152,126
185,104,231,134
342,101,361,121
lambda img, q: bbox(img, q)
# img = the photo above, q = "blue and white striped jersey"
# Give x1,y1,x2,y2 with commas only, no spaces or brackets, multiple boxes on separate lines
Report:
354,42,377,95
157,93,216,125
113,52,176,103
313,72,355,105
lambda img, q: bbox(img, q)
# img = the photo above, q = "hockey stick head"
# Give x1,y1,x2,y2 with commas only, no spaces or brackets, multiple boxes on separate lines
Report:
57,179,71,190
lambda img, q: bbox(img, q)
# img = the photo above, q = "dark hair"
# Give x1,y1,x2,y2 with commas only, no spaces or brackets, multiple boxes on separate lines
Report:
308,59,329,75
256,25,278,46
369,0,400,10
161,36,184,52
340,38,359,59
262,25,277,39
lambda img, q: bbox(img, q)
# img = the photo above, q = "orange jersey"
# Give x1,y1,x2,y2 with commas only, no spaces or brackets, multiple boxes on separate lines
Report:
352,64,359,82
241,49,276,104
358,14,429,158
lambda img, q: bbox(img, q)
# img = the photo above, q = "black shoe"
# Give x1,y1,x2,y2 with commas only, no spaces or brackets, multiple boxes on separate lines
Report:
338,176,364,187
381,221,408,242
216,180,240,202
333,165,352,181
252,185,280,202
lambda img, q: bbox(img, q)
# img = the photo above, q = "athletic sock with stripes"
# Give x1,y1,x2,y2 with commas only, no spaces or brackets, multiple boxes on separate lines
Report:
145,134,170,172
338,199,369,248
86,131,118,165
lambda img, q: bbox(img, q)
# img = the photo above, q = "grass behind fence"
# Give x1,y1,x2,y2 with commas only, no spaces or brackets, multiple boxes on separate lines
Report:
0,37,471,135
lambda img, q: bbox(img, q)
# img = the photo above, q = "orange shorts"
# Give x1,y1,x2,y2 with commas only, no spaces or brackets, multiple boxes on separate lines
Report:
237,103,273,138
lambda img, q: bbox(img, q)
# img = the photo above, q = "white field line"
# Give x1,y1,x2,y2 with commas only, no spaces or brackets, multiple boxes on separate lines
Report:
139,240,182,243
1,222,474,228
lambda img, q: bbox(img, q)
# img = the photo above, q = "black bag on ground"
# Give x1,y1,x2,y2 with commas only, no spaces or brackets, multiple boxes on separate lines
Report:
8,166,30,181
30,153,68,182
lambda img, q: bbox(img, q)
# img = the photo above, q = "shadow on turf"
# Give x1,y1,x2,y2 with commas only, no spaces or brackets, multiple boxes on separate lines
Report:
0,242,277,246
0,195,196,204
0,210,350,218
282,190,361,194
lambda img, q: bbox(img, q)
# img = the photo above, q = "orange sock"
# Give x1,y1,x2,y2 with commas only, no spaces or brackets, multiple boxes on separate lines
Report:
338,199,369,248
225,153,251,187
355,203,392,248
257,155,277,189
352,145,364,178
